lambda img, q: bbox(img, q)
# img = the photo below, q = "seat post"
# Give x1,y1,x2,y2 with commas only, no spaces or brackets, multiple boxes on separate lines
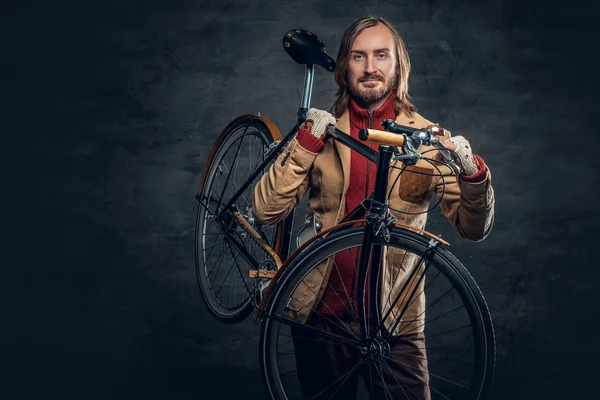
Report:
297,64,314,124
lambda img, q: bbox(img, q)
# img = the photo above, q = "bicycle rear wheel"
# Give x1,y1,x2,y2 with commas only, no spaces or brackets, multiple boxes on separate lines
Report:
195,115,284,323
260,226,495,399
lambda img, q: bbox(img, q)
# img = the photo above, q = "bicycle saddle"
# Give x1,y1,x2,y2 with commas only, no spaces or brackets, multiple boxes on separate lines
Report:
283,29,336,72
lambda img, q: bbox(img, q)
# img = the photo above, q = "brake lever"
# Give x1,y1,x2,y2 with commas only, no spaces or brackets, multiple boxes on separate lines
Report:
431,138,462,175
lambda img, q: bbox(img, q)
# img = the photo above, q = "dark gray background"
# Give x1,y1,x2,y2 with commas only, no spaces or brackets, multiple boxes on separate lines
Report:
3,0,599,399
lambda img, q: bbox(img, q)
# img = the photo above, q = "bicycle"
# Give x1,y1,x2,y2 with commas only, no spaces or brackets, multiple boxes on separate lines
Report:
194,28,495,400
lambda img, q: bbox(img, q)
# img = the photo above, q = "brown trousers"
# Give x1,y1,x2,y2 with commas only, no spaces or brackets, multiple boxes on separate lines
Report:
292,313,430,400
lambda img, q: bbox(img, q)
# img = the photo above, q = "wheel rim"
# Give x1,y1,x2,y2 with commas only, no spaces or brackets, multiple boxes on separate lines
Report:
261,228,494,400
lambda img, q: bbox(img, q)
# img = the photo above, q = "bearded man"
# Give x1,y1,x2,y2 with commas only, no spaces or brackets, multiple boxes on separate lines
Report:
253,16,495,400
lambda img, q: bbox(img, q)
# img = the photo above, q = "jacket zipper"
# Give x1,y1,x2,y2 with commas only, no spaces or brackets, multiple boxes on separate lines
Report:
365,111,374,199
349,111,375,318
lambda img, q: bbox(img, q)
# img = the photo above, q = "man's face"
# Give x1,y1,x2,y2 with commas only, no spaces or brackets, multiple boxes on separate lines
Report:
347,24,398,106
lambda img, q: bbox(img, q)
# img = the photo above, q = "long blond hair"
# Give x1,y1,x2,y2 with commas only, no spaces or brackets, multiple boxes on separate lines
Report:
331,16,416,118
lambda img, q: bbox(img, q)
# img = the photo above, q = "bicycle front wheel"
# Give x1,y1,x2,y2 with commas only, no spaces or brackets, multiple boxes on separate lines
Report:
195,115,284,324
260,226,495,400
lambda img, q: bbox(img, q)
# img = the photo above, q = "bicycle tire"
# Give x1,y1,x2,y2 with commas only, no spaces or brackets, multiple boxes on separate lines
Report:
260,226,495,399
195,115,284,324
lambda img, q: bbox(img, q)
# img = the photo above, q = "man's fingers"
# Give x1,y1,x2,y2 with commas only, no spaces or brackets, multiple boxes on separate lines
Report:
432,139,457,162
443,139,457,151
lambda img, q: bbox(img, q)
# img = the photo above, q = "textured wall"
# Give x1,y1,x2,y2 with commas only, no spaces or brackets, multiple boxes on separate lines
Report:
4,0,598,399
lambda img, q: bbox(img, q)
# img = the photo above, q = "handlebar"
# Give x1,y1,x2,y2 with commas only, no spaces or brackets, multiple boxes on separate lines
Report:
326,119,461,173
358,128,406,146
358,119,446,146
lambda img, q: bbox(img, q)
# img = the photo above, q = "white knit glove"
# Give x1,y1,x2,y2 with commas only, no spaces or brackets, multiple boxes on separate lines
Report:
305,108,336,139
448,136,479,175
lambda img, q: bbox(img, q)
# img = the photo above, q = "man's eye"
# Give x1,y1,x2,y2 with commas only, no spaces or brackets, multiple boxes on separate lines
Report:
378,53,387,58
353,54,364,60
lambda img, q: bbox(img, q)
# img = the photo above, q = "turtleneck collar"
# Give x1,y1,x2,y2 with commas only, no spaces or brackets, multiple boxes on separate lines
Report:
348,91,397,128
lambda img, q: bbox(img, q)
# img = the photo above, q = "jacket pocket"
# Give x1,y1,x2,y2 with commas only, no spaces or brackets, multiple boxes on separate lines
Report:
397,165,434,204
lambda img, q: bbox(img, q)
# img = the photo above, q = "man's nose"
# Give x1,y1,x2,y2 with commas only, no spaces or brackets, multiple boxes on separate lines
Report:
365,56,378,74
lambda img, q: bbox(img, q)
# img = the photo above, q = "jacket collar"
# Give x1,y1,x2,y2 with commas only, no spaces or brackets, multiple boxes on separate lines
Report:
348,91,397,128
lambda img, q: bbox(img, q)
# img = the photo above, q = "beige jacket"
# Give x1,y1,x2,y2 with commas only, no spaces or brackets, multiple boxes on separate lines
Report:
252,108,495,334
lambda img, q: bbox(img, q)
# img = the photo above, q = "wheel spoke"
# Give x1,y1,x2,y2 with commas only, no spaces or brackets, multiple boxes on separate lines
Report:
311,359,362,400
384,248,409,316
377,250,429,337
388,350,474,369
399,304,465,337
383,269,443,330
331,255,360,325
269,313,360,348
217,126,248,207
423,324,472,340
372,361,394,400
378,358,417,400
228,242,254,300
279,332,354,347
384,254,432,340
382,354,468,390
213,258,236,299
221,158,251,208
295,279,359,340
204,231,225,268
309,256,360,326
207,244,228,280
391,273,451,337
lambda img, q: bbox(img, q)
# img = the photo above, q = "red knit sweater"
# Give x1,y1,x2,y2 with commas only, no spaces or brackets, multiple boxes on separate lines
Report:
296,94,487,319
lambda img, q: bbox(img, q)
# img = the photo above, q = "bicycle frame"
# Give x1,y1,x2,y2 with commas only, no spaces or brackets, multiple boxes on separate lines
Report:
212,63,426,337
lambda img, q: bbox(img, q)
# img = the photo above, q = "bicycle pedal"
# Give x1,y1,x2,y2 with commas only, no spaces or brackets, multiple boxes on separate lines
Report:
248,270,276,279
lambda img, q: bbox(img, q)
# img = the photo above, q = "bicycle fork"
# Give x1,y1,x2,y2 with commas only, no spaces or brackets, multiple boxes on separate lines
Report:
356,145,395,342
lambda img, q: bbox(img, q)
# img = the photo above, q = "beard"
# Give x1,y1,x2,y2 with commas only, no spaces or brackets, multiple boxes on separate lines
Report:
348,72,398,108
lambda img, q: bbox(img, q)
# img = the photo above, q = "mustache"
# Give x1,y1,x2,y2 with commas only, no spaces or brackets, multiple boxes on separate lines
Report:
359,74,384,82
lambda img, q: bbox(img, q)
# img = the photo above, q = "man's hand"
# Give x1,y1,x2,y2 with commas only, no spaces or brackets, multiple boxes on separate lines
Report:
441,136,480,175
303,108,336,140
